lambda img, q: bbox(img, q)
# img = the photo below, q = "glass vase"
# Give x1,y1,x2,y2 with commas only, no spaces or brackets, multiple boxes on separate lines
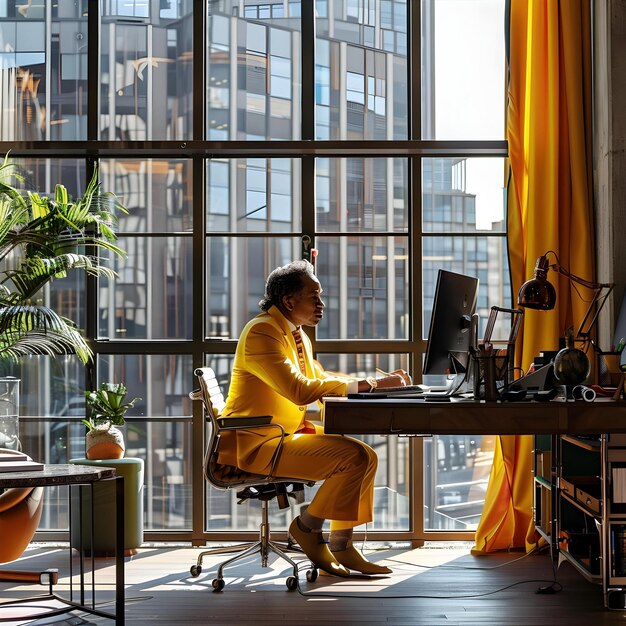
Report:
0,377,20,450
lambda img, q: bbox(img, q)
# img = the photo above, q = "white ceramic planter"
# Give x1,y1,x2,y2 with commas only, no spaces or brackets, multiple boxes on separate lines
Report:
85,424,125,460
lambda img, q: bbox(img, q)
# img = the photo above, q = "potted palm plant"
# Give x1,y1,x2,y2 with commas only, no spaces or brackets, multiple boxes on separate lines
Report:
0,154,127,453
82,383,141,460
0,154,125,362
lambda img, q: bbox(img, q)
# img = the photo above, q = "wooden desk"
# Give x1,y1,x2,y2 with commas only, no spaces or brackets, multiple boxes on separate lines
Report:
323,396,626,436
324,395,626,610
0,464,125,625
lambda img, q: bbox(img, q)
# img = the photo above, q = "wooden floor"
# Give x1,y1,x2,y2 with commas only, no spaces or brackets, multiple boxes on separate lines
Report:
1,541,626,625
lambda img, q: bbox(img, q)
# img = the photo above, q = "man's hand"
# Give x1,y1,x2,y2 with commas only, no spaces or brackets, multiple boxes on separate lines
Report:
357,369,413,392
376,373,408,389
389,369,412,386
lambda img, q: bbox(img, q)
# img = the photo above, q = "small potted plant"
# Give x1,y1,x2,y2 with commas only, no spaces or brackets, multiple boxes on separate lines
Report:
82,383,141,460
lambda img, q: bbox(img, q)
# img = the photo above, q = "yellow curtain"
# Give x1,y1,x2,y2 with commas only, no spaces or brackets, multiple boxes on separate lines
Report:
472,0,594,554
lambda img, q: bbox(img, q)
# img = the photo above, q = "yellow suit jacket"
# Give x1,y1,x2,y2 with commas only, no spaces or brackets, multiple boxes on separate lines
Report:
218,305,352,471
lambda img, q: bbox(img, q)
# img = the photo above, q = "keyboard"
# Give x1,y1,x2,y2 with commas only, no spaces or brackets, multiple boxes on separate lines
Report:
381,384,451,394
378,384,425,394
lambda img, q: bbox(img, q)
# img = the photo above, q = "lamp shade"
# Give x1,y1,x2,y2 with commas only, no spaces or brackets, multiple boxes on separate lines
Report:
517,255,557,310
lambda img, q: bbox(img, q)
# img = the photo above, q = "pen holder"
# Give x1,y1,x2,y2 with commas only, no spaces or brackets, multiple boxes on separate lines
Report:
473,354,506,401
596,350,622,387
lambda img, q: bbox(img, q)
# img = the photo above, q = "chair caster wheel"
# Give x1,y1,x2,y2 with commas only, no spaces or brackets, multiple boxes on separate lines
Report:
286,576,298,591
212,578,225,592
190,565,202,577
306,568,318,582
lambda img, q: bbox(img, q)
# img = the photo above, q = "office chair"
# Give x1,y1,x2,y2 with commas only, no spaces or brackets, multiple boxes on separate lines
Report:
0,484,58,587
188,367,318,592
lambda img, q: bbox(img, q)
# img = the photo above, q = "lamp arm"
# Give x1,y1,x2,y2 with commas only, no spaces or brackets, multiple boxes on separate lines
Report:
575,283,614,341
545,252,615,341
551,263,614,340
551,262,613,291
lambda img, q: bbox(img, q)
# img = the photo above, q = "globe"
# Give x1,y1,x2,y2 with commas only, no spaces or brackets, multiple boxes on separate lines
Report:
553,346,591,386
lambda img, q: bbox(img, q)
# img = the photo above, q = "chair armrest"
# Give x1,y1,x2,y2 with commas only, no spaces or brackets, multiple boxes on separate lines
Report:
216,415,273,429
213,416,287,479
0,487,35,513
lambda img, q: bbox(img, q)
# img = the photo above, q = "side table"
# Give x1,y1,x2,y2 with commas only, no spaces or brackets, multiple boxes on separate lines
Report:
70,457,144,556
0,464,124,625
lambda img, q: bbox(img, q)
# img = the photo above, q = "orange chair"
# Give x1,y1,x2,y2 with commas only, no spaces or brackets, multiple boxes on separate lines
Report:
0,484,57,586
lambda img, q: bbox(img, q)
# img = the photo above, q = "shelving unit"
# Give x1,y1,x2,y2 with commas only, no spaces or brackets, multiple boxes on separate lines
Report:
534,432,626,609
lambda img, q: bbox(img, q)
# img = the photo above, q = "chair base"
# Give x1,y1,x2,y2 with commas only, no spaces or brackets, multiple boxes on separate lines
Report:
0,568,58,586
189,500,317,591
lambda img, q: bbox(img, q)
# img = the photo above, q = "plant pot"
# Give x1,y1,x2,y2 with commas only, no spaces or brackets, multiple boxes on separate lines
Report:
85,425,125,460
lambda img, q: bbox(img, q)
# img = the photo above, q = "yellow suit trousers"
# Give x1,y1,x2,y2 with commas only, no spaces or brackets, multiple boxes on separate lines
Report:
237,424,377,531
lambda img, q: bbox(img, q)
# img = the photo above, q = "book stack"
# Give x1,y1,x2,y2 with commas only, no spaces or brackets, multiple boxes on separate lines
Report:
0,448,44,472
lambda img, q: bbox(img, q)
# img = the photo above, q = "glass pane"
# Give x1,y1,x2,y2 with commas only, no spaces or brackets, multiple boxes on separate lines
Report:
0,5,88,140
424,434,495,530
318,353,410,379
316,236,409,340
421,0,505,140
422,235,510,342
207,1,301,140
99,236,193,340
207,158,301,233
16,355,84,418
100,2,193,140
134,417,192,531
100,159,193,233
205,236,300,339
422,157,505,233
8,157,85,198
316,0,408,139
15,356,85,465
316,157,409,233
97,354,193,530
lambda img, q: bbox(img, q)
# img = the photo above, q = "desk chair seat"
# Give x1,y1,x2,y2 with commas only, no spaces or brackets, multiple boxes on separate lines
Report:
189,367,317,592
0,483,58,587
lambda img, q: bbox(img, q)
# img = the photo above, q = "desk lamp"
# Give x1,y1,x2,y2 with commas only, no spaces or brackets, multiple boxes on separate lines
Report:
517,251,614,344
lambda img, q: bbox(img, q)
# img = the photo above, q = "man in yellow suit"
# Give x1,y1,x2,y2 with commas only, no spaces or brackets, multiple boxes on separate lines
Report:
220,260,410,577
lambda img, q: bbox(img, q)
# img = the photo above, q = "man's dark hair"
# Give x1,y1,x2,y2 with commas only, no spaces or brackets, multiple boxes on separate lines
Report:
259,260,316,312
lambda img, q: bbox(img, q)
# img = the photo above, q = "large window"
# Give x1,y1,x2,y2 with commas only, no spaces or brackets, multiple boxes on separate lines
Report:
0,0,507,542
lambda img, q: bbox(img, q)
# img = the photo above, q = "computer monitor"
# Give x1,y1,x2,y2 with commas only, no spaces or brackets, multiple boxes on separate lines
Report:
423,269,479,377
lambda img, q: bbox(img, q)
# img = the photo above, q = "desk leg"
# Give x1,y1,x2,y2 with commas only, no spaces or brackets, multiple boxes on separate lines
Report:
115,475,125,626
69,477,125,624
551,434,560,565
69,483,93,608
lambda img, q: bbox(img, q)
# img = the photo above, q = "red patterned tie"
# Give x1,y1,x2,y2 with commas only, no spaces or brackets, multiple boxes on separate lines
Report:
292,329,307,375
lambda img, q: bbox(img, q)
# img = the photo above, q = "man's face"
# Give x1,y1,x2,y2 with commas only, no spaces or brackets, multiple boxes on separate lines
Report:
283,274,325,327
